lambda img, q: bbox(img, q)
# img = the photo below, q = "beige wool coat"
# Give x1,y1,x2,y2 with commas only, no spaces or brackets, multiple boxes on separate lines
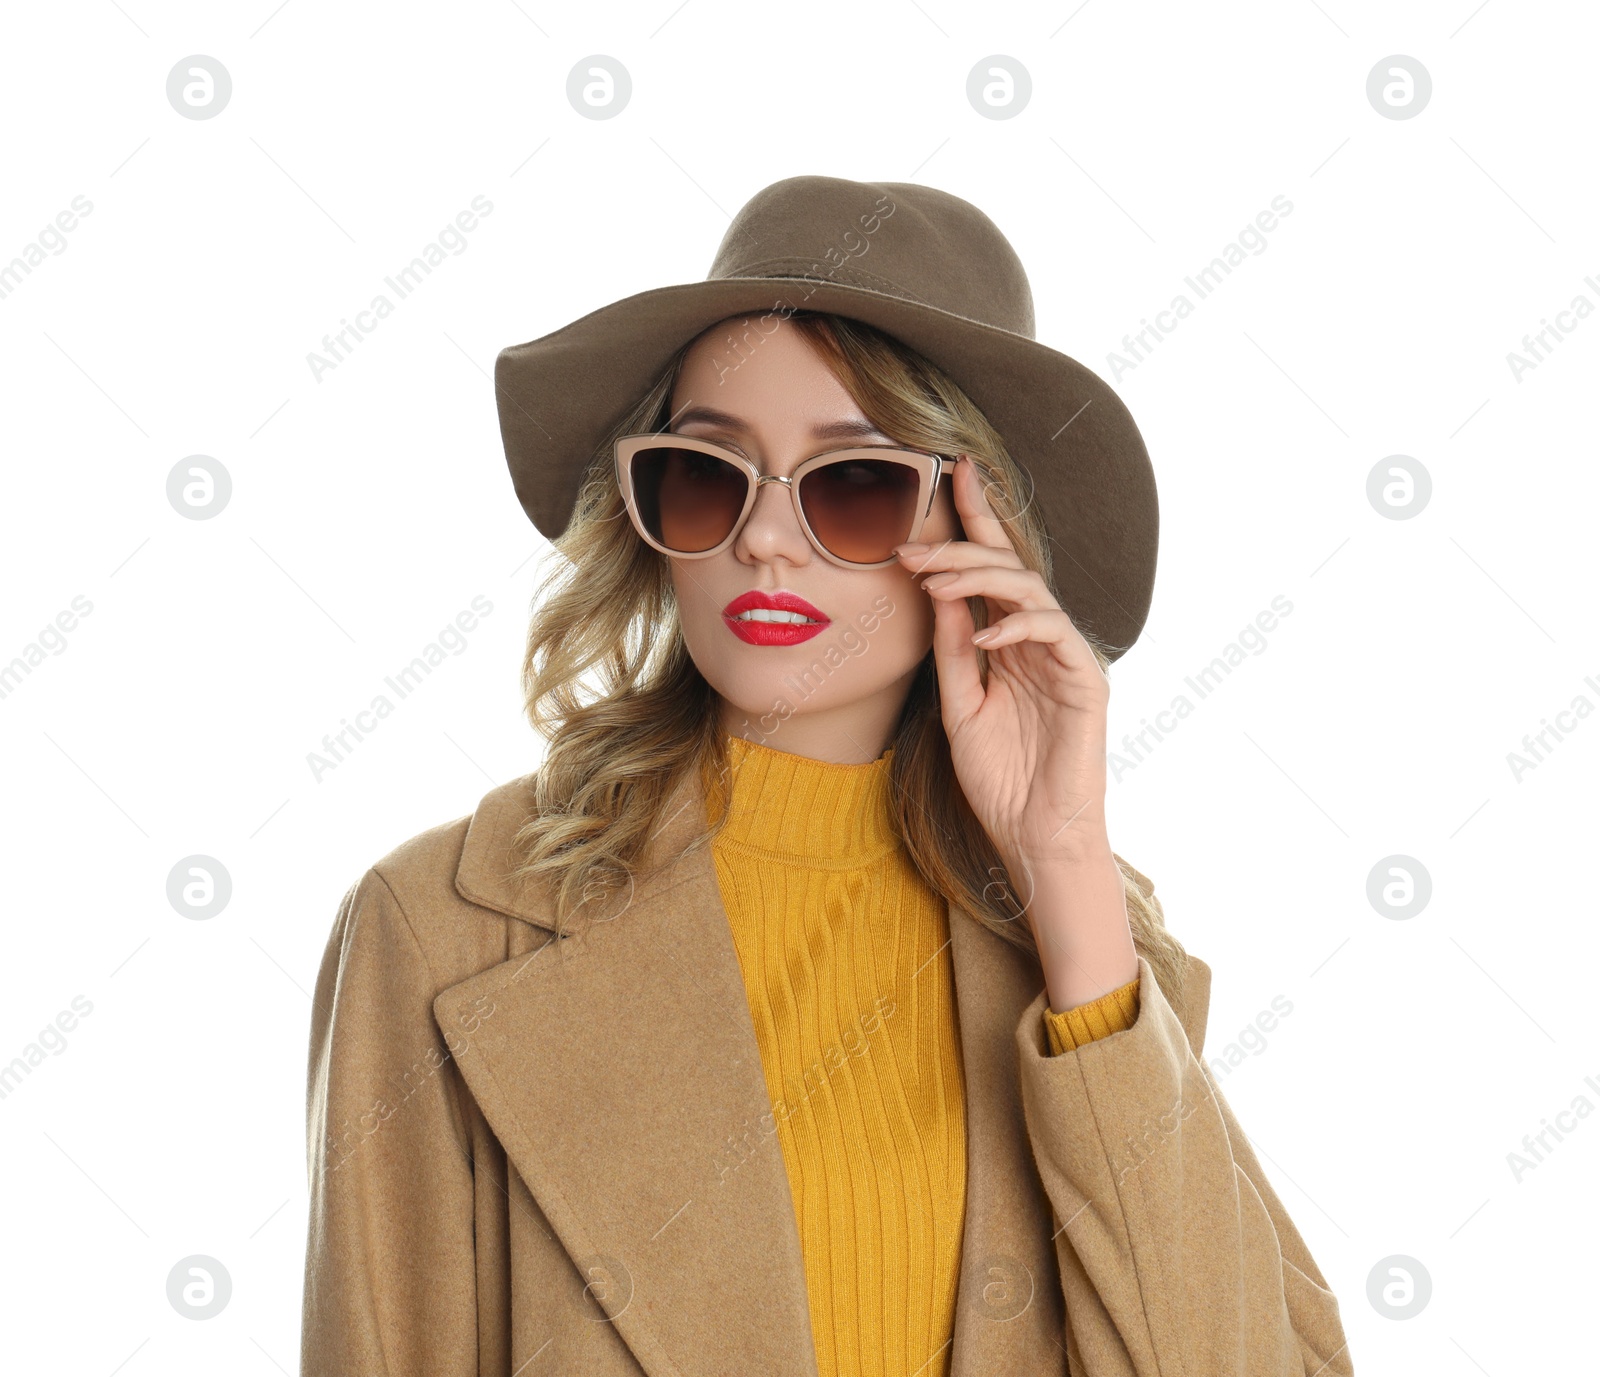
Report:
300,763,1353,1376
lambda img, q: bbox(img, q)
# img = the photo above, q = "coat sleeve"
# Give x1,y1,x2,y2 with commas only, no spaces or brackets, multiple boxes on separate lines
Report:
1015,953,1352,1376
301,868,483,1377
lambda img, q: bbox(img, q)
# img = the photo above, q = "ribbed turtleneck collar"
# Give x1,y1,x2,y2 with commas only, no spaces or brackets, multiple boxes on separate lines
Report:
702,734,898,865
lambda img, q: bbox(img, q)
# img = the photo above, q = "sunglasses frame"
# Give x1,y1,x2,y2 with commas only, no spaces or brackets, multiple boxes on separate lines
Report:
614,432,962,569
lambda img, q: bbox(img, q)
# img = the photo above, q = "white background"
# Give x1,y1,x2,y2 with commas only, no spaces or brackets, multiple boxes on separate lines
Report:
1,1,1595,1372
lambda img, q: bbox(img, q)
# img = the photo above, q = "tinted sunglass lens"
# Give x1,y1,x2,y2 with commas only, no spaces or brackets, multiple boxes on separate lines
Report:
628,445,747,553
799,459,923,564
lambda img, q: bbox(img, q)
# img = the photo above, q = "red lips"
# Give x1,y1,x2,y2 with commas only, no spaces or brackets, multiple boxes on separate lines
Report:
722,589,831,646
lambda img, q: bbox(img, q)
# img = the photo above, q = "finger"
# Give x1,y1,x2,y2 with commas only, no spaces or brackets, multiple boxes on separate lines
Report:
920,563,1056,613
970,607,1100,673
950,454,1020,556
893,539,1024,574
925,572,986,725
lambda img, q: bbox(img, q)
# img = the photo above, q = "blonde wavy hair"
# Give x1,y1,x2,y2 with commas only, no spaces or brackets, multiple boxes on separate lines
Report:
509,310,1190,1020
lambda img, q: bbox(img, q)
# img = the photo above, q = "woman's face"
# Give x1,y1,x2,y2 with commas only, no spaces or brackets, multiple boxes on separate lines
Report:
663,315,962,762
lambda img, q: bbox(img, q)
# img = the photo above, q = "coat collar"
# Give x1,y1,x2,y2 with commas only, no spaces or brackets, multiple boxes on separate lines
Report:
437,765,1210,1377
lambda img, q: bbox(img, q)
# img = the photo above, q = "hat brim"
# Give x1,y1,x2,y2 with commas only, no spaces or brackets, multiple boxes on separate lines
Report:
493,276,1157,660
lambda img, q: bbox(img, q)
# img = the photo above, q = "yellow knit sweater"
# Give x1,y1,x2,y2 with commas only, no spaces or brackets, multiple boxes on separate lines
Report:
703,734,1140,1377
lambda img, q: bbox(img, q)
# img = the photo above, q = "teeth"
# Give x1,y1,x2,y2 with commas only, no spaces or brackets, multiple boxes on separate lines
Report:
736,608,819,624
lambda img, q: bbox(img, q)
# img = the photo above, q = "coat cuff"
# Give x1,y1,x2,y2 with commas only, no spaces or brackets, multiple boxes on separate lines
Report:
1013,953,1354,1373
1042,976,1140,1055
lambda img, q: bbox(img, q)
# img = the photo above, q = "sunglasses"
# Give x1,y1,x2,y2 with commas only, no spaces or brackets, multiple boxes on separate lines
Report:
615,432,968,569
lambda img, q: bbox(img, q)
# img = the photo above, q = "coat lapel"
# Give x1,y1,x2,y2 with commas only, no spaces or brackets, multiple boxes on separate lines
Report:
435,766,818,1377
433,765,1211,1377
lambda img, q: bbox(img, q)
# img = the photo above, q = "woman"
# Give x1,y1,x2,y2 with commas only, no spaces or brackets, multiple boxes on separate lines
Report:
301,176,1352,1376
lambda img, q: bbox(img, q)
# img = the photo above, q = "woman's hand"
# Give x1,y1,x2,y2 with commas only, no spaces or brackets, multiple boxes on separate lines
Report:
894,455,1136,1005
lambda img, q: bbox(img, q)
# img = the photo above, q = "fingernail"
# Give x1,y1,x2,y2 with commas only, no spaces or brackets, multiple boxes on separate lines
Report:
895,542,928,554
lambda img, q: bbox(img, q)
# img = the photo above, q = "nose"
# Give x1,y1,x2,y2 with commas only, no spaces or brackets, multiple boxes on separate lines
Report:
733,473,813,566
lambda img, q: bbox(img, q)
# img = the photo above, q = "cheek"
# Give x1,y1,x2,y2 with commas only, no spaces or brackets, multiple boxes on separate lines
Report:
667,563,710,640
873,566,935,650
670,563,725,639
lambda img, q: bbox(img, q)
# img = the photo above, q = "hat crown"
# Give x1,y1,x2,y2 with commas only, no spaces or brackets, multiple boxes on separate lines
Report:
705,175,1036,340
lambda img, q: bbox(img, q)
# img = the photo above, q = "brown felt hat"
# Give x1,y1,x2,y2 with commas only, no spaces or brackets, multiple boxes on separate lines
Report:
492,174,1158,659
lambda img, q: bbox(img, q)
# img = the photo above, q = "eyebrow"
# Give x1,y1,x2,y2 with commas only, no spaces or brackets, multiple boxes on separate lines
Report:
669,403,890,442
